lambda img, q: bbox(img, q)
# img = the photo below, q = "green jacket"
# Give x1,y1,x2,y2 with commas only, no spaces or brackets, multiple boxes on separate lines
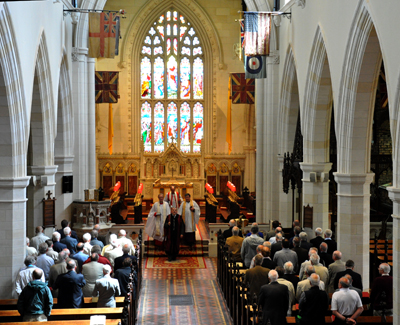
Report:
17,280,53,317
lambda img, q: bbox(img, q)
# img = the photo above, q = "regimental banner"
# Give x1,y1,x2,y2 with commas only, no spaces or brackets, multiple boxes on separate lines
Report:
244,12,271,57
89,12,118,58
230,73,255,104
245,55,267,79
95,71,119,103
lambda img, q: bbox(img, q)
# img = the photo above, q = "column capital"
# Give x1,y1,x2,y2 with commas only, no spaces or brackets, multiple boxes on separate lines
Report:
333,172,374,185
28,165,58,176
0,177,30,203
387,187,400,219
334,172,374,197
300,162,332,183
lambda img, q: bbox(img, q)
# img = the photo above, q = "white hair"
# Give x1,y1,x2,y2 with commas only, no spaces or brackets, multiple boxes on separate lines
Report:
83,233,91,242
324,229,332,238
103,264,112,274
380,263,391,274
310,253,320,265
63,227,71,236
268,270,278,282
229,219,236,227
52,232,61,242
315,228,323,236
299,232,308,241
284,261,294,273
309,273,320,286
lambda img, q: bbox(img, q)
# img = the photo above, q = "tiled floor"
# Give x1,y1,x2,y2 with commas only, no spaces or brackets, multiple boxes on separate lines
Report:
137,257,232,325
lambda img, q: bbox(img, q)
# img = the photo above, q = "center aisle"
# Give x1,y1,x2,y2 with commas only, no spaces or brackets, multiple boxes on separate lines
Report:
137,257,232,325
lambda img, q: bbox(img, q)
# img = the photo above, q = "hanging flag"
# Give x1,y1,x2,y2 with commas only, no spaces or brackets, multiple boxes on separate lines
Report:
108,103,114,155
239,19,245,62
245,55,267,79
115,16,120,56
244,12,271,56
226,75,232,154
95,71,119,103
231,73,255,104
89,12,118,58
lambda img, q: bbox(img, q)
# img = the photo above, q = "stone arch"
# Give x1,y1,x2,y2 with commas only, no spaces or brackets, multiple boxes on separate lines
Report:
302,25,333,163
336,2,383,174
120,0,224,155
278,46,300,155
392,74,400,187
55,51,73,158
28,30,55,167
0,4,27,178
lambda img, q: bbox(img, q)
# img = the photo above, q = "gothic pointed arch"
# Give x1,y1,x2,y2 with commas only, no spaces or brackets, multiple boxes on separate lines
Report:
55,50,74,158
302,25,333,163
0,4,28,177
28,30,55,167
336,2,383,174
120,0,224,155
278,46,300,155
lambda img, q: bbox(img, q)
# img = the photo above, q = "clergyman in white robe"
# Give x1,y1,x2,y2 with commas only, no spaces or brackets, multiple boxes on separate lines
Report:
145,194,171,244
178,193,200,247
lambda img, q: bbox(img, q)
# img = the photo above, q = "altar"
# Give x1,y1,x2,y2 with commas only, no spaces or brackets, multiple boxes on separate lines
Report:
152,178,193,202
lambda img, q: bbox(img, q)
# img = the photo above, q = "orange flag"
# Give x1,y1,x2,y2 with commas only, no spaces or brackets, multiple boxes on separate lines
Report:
108,103,114,155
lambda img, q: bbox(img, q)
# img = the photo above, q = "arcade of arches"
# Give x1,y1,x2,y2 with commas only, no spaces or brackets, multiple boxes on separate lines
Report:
2,0,400,323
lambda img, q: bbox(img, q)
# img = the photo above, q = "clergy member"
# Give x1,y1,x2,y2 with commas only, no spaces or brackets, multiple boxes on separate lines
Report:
164,185,182,209
178,193,200,249
145,193,171,246
163,207,185,261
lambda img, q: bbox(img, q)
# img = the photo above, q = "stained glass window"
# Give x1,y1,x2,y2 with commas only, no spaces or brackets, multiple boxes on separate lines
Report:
193,58,203,99
167,102,178,144
140,10,204,152
167,56,178,99
153,57,164,99
180,102,191,152
141,102,152,152
141,57,151,99
193,102,203,152
154,102,165,152
180,57,190,99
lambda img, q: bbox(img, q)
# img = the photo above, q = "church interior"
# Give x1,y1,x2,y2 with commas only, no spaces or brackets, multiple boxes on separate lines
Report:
1,0,400,323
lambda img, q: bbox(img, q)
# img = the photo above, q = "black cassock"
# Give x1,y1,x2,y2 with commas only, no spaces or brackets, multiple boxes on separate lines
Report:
163,213,185,260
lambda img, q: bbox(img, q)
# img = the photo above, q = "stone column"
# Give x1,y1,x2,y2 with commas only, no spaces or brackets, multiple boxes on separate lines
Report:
387,186,400,323
301,162,332,231
54,156,74,228
72,47,89,199
26,166,58,238
255,52,280,223
0,177,30,298
244,146,256,192
87,57,96,189
278,154,292,227
334,173,374,290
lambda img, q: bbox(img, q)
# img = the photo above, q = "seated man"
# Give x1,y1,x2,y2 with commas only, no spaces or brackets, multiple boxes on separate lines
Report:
225,226,244,261
17,269,53,322
92,264,121,307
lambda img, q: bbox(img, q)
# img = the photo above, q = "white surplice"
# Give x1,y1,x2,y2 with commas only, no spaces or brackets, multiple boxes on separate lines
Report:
178,200,200,233
145,201,171,241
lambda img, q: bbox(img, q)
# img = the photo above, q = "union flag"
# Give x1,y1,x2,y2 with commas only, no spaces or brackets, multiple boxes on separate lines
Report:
230,73,255,104
95,71,119,103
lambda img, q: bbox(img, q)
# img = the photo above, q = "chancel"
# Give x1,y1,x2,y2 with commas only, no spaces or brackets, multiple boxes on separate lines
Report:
0,0,399,324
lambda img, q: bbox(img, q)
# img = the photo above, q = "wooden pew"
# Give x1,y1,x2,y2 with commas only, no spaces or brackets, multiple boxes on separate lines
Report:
0,320,121,325
0,297,125,310
286,316,393,324
0,307,123,322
